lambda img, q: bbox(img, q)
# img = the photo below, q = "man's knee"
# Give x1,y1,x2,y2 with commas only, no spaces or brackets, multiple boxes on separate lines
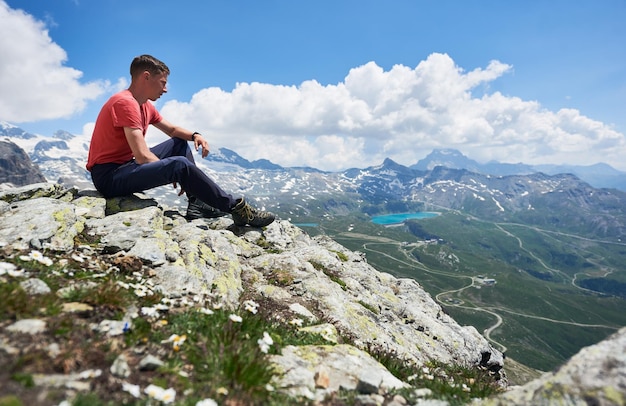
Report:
163,156,193,171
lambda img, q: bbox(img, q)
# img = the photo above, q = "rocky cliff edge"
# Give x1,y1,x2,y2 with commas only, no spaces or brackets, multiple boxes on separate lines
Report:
0,182,623,405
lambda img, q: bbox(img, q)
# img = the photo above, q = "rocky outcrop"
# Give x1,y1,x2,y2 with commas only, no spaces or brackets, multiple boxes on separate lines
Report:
1,182,624,405
0,140,47,188
0,183,504,404
479,326,626,406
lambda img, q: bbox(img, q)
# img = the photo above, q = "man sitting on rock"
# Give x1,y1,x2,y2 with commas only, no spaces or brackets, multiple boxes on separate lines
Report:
86,54,274,227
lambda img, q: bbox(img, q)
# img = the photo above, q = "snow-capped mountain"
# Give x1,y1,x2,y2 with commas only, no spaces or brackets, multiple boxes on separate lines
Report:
1,121,93,189
412,148,626,190
3,122,626,239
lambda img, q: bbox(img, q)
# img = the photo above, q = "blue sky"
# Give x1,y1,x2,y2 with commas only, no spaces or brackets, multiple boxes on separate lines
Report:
1,0,625,171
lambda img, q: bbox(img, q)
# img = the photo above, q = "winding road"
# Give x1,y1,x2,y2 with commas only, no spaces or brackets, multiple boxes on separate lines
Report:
335,225,621,353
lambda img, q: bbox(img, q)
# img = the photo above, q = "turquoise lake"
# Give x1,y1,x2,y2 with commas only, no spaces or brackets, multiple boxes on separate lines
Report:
371,212,439,225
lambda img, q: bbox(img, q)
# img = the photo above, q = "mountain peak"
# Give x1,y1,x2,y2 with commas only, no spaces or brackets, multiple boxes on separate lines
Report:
411,148,480,171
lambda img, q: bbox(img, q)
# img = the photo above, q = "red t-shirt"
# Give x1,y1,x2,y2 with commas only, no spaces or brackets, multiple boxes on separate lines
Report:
86,90,162,171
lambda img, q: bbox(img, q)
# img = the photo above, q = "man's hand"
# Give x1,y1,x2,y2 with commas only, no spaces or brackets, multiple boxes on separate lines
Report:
193,134,210,158
173,182,185,196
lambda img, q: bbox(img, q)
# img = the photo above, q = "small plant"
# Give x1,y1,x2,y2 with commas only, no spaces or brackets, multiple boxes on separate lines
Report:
362,345,504,405
10,373,34,388
0,280,61,320
331,250,349,262
404,361,504,404
267,268,294,286
84,279,133,309
310,261,348,290
358,300,379,314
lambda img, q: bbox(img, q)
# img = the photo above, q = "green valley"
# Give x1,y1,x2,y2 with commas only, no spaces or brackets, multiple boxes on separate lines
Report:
301,210,626,378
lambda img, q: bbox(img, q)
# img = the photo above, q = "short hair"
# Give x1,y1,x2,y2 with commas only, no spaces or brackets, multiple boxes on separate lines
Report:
130,54,170,78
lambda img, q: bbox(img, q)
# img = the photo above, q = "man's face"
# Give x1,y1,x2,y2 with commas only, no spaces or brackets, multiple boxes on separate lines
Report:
146,71,168,101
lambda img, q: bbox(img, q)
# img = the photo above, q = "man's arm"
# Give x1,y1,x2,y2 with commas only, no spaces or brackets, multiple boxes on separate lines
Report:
154,119,210,158
124,127,160,164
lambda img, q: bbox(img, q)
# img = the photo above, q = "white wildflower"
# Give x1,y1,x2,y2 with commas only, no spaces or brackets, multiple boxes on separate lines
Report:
134,288,147,297
198,308,214,315
29,251,44,261
257,331,274,353
122,382,141,398
196,399,218,406
163,334,187,351
213,302,224,310
243,300,259,314
145,384,176,403
229,314,242,323
145,384,163,399
141,306,159,318
161,387,176,404
25,250,54,266
117,281,130,290
289,318,303,327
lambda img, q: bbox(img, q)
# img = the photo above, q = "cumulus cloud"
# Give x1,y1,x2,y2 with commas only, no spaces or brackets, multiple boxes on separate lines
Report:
0,1,107,123
3,1,624,172
160,53,626,171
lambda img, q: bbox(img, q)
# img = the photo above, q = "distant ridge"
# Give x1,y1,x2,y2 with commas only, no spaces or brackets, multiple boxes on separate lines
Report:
411,148,626,190
2,122,626,191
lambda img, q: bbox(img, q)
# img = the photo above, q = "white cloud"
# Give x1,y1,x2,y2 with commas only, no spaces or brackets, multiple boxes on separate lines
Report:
0,1,107,123
159,52,626,171
3,0,624,172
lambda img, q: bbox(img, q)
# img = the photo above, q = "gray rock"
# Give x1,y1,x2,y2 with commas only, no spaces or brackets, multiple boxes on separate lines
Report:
6,319,46,334
270,344,408,402
85,206,164,252
139,354,164,371
32,369,102,390
20,278,51,295
110,354,131,378
0,197,81,251
95,319,129,336
289,302,317,322
481,326,626,406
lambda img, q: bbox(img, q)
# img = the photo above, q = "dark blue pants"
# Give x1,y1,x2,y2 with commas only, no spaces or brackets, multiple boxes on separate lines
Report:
90,138,237,212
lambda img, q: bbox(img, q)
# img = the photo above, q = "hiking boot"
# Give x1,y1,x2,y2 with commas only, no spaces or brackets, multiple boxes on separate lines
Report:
230,198,275,227
186,197,227,220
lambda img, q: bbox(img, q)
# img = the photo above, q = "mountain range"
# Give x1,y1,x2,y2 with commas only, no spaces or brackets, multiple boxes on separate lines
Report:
412,148,626,191
3,121,626,242
3,120,626,191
